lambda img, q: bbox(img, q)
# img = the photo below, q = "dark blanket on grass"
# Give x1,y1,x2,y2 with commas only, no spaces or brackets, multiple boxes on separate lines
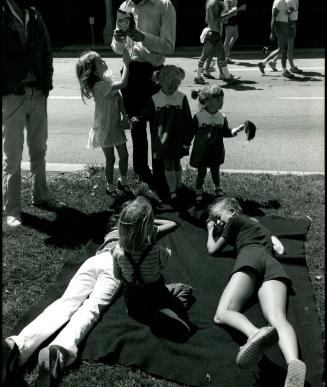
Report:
15,210,324,387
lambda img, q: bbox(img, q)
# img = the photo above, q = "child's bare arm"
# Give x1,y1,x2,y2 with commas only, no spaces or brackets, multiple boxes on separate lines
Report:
271,235,285,255
111,49,131,91
155,219,178,236
231,124,245,136
207,221,228,254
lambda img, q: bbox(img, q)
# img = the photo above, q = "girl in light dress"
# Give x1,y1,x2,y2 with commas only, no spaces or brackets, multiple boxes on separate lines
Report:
76,49,132,198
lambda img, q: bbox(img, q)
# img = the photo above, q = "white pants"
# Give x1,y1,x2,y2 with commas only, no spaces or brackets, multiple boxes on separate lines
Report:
10,252,120,366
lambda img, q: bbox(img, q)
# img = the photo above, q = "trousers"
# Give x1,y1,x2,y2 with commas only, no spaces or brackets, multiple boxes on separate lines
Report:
2,88,50,216
9,252,120,366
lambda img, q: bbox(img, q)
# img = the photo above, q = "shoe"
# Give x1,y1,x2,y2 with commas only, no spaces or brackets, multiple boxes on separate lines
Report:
222,74,240,83
284,359,306,387
268,61,278,71
33,198,66,209
215,188,225,198
290,66,303,74
151,310,190,343
117,179,133,196
226,58,235,64
2,338,20,386
194,76,208,85
236,326,279,368
258,62,265,74
36,345,65,387
282,70,295,79
6,215,22,227
202,72,216,79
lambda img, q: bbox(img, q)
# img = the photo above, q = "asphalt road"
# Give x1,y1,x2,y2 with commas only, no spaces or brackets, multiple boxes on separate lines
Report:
22,53,325,173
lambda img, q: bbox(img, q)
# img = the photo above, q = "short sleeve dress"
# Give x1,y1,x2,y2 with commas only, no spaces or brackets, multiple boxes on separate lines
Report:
87,77,127,149
190,109,234,168
140,90,193,160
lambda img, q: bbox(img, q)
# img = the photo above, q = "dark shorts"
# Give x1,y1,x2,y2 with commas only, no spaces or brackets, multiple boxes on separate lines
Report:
204,30,222,45
288,21,297,39
275,21,289,49
231,245,292,287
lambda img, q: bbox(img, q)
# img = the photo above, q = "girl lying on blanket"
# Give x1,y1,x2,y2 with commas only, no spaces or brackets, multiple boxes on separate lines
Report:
112,196,194,342
206,197,306,387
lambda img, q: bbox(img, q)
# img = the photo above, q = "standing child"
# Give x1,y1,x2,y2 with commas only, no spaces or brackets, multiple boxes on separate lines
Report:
206,197,306,387
132,65,193,203
190,85,245,203
76,50,132,198
112,196,193,341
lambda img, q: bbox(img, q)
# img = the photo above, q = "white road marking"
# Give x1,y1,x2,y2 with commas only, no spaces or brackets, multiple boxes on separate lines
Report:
278,97,324,100
49,96,81,99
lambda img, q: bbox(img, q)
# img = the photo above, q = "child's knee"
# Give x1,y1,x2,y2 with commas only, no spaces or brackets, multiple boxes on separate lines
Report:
213,306,226,324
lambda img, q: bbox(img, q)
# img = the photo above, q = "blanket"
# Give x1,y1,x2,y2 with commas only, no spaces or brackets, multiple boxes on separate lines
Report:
15,211,324,387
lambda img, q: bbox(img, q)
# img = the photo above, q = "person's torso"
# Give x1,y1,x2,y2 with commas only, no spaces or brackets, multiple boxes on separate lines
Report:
273,0,289,22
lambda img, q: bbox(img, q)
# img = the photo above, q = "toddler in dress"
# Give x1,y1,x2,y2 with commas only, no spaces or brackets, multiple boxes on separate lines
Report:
76,49,132,198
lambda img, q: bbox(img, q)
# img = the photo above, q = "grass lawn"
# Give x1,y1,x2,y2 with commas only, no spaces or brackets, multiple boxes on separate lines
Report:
2,167,325,387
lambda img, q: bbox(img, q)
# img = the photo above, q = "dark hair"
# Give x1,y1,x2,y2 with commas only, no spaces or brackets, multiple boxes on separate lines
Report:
191,84,224,107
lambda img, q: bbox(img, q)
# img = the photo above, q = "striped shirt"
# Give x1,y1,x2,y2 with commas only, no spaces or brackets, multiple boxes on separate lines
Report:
113,242,171,283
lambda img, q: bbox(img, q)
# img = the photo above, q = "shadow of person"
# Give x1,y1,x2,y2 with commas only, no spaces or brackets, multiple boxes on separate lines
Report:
221,79,264,91
286,75,322,82
235,61,260,67
300,71,324,77
21,207,115,248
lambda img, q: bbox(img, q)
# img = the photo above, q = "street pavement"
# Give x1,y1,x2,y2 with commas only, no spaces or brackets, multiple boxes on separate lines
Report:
22,49,325,174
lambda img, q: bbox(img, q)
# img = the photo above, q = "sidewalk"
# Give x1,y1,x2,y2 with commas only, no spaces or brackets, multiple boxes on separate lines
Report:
53,45,325,59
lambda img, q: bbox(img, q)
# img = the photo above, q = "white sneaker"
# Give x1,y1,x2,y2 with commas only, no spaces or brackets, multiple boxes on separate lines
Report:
6,216,22,227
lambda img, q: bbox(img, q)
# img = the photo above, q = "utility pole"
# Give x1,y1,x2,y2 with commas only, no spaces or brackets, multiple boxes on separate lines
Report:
103,0,114,46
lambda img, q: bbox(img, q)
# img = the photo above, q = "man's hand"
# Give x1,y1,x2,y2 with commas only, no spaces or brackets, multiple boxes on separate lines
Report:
269,32,276,42
126,28,145,42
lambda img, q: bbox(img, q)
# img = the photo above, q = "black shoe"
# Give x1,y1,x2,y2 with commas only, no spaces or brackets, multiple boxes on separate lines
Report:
36,345,65,387
2,338,20,386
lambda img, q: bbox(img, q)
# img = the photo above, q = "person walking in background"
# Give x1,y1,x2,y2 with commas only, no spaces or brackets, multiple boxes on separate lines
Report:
131,65,193,204
258,0,302,75
223,0,247,64
111,0,176,190
2,0,62,228
195,0,240,85
257,0,296,78
76,49,132,199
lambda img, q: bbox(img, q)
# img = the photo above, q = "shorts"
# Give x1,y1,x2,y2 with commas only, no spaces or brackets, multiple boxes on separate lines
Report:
288,20,297,39
231,245,292,288
204,30,222,45
275,21,289,49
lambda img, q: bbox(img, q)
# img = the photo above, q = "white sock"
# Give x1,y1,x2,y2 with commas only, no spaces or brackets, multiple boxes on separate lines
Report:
221,66,231,77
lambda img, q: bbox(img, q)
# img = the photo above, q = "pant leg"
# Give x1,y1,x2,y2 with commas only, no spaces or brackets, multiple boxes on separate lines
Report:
25,88,51,203
2,94,27,216
50,253,120,365
9,254,104,365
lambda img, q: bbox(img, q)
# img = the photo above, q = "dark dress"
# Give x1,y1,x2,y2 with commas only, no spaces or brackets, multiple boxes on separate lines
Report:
139,90,193,160
190,109,234,168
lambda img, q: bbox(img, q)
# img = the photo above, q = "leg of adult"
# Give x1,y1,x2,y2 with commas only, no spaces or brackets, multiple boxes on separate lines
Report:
164,159,177,196
102,146,115,192
174,159,183,190
196,37,216,81
224,24,238,61
258,280,299,363
214,269,259,338
26,88,52,205
2,94,26,218
276,22,292,77
287,20,300,71
7,254,106,366
116,143,129,186
258,48,280,73
215,35,236,80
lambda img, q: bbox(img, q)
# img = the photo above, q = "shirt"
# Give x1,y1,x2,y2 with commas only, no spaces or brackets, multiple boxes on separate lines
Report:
286,0,299,21
272,0,289,22
206,0,223,32
111,0,176,67
222,215,274,254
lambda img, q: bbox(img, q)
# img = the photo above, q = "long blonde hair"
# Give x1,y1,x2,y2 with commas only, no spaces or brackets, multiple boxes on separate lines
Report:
76,51,101,103
118,196,154,252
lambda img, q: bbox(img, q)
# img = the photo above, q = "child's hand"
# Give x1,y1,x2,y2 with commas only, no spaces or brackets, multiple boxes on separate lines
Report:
231,124,244,136
122,48,131,65
120,116,131,130
269,32,276,41
113,28,127,42
130,116,139,124
127,28,145,42
207,220,215,233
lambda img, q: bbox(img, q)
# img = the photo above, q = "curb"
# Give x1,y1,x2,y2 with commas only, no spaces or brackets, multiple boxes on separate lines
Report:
21,162,324,176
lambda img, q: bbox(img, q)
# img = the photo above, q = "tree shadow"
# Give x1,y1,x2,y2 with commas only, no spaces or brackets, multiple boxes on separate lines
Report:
21,207,115,248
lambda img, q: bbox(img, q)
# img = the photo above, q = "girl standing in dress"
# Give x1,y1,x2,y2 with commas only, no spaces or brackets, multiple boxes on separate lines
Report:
112,196,192,341
132,65,193,203
76,49,132,198
190,85,245,203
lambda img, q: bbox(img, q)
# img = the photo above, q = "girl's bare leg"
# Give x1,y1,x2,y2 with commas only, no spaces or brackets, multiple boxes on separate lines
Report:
102,147,115,191
116,144,128,185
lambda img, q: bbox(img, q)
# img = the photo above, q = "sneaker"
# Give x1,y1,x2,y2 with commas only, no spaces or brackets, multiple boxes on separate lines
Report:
222,74,240,83
6,215,22,227
194,76,208,85
236,326,279,368
33,198,66,209
282,70,295,79
202,71,216,79
284,359,306,387
36,345,66,387
258,62,265,74
268,61,278,71
2,338,20,386
226,58,235,64
117,179,133,197
151,309,190,343
290,66,303,74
